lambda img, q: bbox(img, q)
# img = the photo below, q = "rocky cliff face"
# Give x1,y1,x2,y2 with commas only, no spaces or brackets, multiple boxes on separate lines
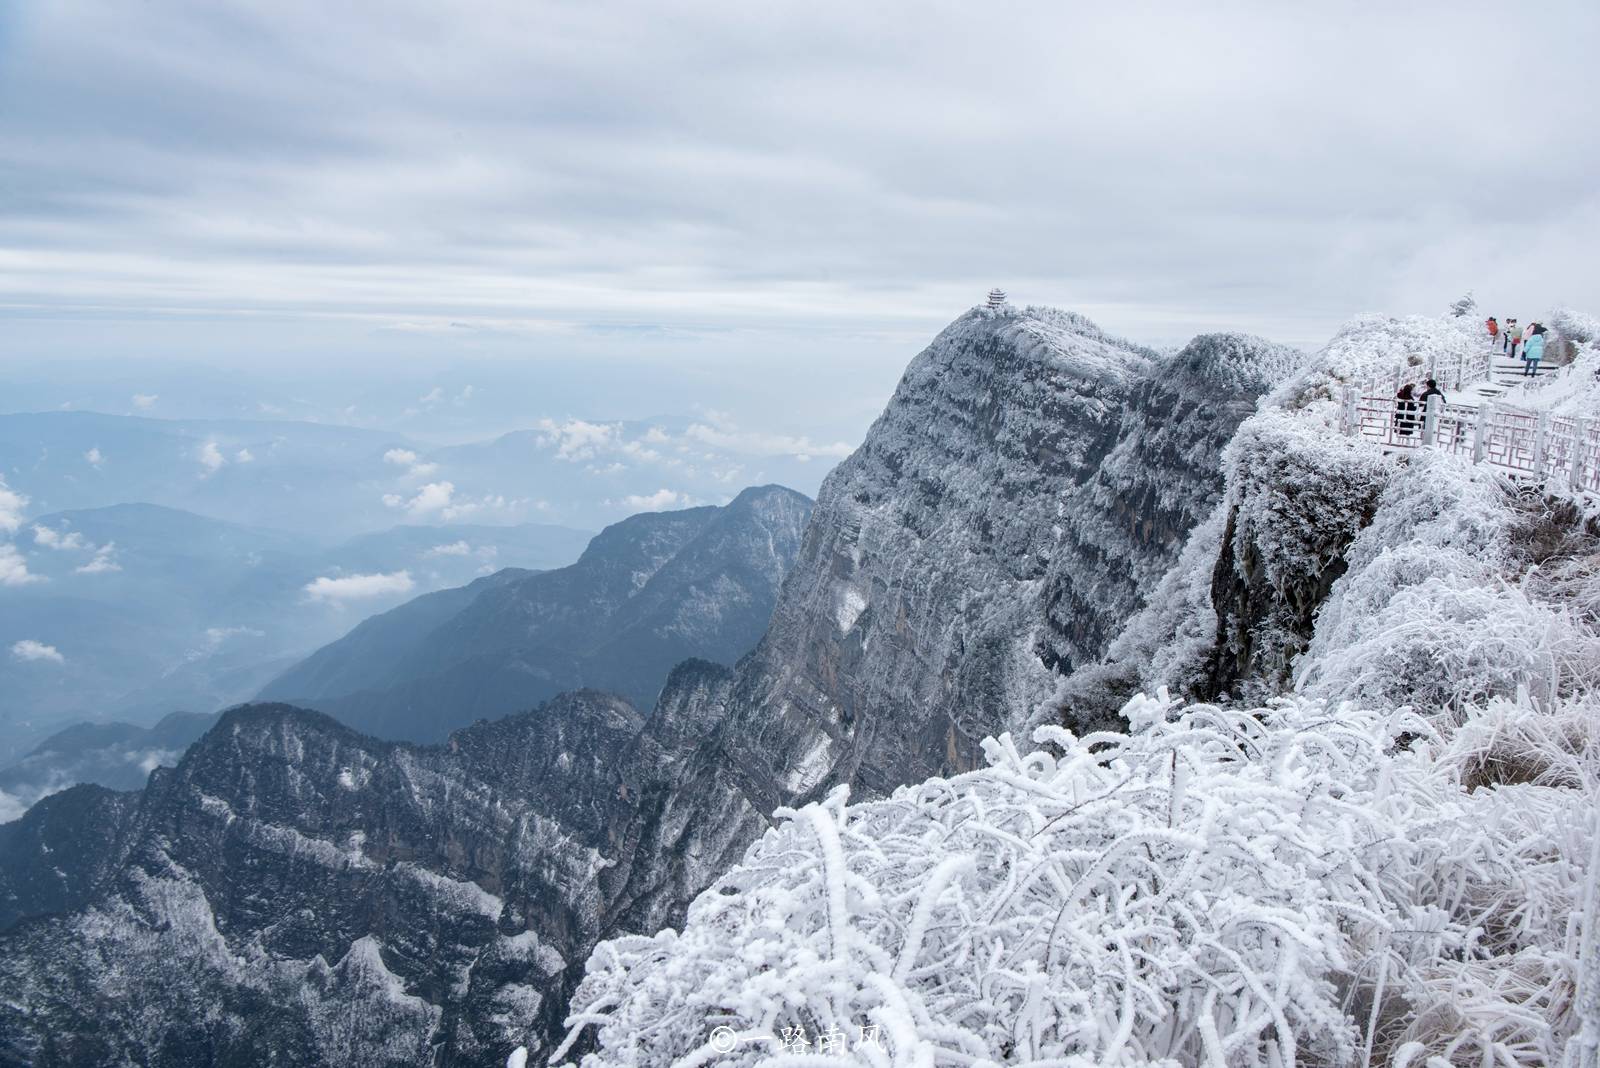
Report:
0,700,640,1065
0,306,1298,1067
700,314,1299,800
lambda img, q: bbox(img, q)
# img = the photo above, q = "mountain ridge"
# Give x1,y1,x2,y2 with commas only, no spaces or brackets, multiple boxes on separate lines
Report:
0,304,1301,1065
258,484,814,741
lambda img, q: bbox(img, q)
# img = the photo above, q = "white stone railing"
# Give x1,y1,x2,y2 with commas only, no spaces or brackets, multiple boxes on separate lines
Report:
1358,348,1493,397
1355,345,1551,399
1339,387,1600,493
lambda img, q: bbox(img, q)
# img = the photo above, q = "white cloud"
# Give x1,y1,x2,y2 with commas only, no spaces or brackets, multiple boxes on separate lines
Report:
0,545,42,587
620,488,692,512
85,447,104,466
619,440,661,462
383,447,437,478
0,787,27,823
384,481,521,522
390,480,455,517
31,525,87,551
75,543,121,574
131,393,158,410
11,639,64,664
2,1,1597,397
0,477,27,533
425,540,471,557
198,441,227,473
303,570,415,603
441,493,523,522
456,385,475,404
418,386,445,406
536,418,618,462
684,422,854,460
204,625,264,646
234,448,255,463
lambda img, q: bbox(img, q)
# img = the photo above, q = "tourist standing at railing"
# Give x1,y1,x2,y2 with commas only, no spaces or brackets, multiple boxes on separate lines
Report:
1394,383,1419,436
1524,325,1546,377
1419,378,1446,408
1505,318,1520,357
1487,316,1499,346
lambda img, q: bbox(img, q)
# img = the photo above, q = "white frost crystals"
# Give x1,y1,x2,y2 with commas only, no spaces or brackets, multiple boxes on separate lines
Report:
556,691,1589,1068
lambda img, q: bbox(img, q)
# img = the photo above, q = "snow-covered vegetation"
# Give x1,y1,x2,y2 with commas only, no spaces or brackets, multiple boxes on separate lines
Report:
547,310,1600,1068
1268,314,1484,413
556,691,1590,1068
1299,452,1600,715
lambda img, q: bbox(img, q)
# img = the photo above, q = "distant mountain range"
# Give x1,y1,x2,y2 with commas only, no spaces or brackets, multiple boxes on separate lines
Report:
259,484,814,741
0,502,591,763
0,408,837,537
0,712,219,823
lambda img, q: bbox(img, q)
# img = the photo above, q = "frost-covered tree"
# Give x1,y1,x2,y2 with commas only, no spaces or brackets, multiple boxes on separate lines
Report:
1450,291,1477,317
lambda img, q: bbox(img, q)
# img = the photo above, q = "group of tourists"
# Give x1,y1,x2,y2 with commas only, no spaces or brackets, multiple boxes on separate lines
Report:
1392,378,1447,437
1486,316,1548,376
1389,312,1556,438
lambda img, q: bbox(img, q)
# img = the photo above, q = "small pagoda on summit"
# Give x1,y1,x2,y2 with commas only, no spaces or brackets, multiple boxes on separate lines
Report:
986,287,1007,309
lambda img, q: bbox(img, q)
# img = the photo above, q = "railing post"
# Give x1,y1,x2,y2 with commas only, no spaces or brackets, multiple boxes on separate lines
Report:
1341,386,1358,437
1421,394,1441,446
1534,412,1551,479
1471,405,1488,464
1572,418,1590,490
1485,350,1494,383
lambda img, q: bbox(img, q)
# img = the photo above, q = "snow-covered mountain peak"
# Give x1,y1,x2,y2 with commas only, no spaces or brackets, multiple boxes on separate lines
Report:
1163,330,1305,395
910,304,1159,395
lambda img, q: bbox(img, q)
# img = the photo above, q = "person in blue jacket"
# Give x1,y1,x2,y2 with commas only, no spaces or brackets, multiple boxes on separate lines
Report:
1523,324,1547,376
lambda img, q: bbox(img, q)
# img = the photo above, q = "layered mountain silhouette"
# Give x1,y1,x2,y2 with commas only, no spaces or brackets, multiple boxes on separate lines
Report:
0,501,591,763
257,484,814,741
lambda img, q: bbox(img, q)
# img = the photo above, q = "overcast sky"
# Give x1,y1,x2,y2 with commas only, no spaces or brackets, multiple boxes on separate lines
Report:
3,0,1598,440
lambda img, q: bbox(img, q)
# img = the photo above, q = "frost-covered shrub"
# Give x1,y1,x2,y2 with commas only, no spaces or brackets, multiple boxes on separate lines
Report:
1168,332,1306,395
1268,314,1483,414
1298,453,1600,713
1200,409,1394,702
1549,307,1599,347
1224,410,1393,607
553,692,1591,1068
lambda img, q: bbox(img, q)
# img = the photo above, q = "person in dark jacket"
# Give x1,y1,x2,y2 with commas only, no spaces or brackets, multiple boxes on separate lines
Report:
1394,383,1419,437
1419,378,1446,408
